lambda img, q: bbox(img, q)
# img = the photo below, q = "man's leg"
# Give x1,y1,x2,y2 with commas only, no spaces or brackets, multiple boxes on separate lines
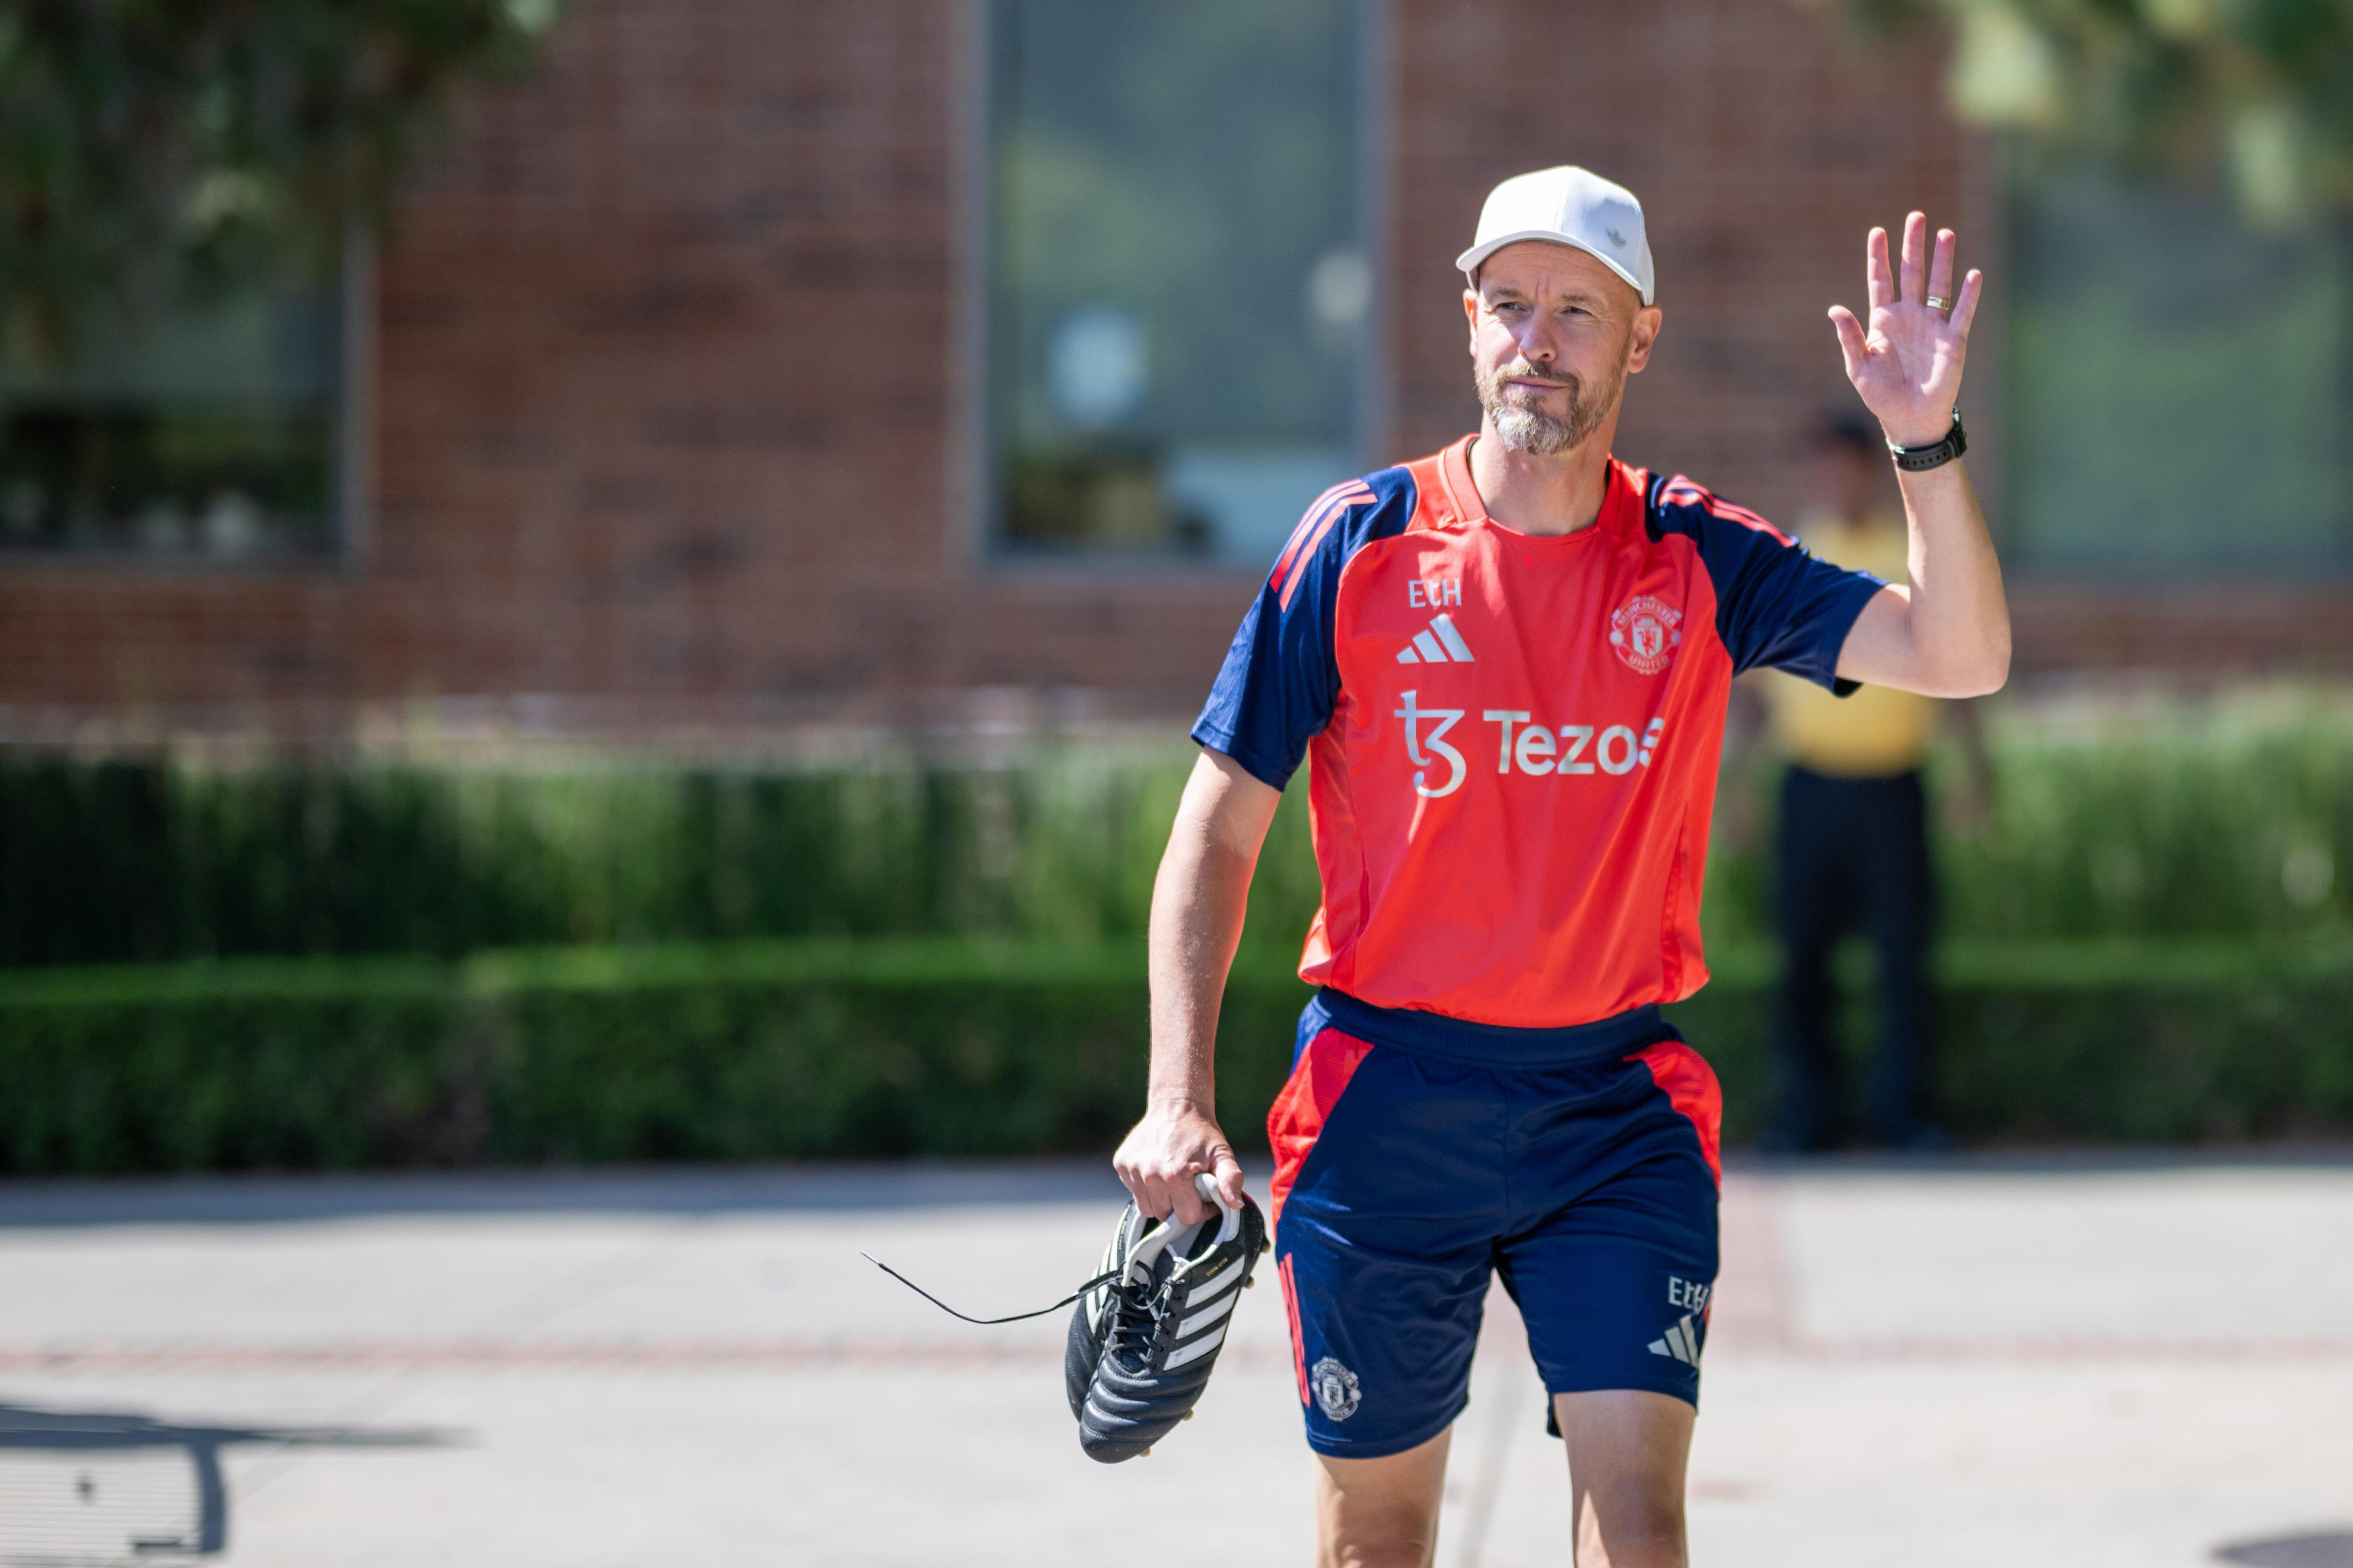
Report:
1312,1428,1452,1568
1499,1038,1719,1567
1859,771,1937,1145
1770,765,1848,1150
1557,1390,1695,1568
1269,1030,1498,1565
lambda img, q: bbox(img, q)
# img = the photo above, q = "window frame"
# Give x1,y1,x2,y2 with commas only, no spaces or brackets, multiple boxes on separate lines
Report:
1998,160,2353,583
959,0,1389,579
0,234,374,577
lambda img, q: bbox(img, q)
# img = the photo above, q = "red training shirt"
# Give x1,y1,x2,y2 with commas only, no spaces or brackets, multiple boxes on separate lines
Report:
1192,435,1885,1029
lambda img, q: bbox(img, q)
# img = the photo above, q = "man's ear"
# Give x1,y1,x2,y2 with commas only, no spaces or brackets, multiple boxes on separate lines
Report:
1624,304,1664,375
1462,287,1480,350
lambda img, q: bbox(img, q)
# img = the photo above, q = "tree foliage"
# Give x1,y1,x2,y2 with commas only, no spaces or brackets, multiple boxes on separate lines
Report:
1826,0,2353,221
0,0,564,356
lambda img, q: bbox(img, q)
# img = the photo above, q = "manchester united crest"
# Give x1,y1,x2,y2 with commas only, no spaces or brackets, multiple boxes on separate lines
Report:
1310,1356,1361,1421
1609,595,1683,675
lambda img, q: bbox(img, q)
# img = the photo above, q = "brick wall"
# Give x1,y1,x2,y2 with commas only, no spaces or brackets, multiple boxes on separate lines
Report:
1,0,2344,737
1388,4,1980,507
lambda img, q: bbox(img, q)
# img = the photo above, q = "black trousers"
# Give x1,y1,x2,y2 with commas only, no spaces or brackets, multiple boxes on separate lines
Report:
1770,765,1935,1147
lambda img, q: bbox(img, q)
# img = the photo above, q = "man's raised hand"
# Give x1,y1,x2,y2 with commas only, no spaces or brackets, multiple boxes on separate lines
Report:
1828,211,1981,450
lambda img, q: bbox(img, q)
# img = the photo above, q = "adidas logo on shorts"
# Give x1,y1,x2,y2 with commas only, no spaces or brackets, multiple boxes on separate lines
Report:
1648,1311,1705,1366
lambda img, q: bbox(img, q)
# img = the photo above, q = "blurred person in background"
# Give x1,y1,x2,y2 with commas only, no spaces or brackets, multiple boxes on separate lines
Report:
1751,412,1995,1155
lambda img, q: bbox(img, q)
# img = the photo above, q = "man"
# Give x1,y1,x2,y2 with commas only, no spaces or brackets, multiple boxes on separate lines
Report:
1753,414,1997,1154
1115,166,2007,1567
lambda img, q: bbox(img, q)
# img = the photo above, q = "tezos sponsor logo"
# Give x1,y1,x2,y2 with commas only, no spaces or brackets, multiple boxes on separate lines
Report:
1609,595,1682,675
1392,691,1468,799
1395,693,1665,798
1310,1356,1361,1421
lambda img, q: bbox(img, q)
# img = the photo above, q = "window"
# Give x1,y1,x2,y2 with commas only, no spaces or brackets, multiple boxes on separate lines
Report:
2009,168,2353,576
987,0,1370,568
0,262,347,561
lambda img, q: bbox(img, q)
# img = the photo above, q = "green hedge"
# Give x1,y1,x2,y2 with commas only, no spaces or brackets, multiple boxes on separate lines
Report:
0,759,1205,964
2,937,2348,1173
4,696,2350,967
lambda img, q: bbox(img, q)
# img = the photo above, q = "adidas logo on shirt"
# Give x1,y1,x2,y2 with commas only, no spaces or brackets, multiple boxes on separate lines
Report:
1648,1312,1704,1366
1394,613,1475,665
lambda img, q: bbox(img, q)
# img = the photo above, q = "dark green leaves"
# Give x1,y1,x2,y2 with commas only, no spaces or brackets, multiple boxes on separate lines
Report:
0,0,564,360
1833,0,2353,221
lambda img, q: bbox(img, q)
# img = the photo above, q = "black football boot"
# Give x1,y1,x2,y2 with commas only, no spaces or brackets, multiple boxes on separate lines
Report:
1072,1177,1268,1463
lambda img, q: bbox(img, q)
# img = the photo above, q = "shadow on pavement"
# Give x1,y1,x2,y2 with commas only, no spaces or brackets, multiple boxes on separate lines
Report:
0,1401,451,1562
0,1161,1145,1229
2215,1532,2353,1567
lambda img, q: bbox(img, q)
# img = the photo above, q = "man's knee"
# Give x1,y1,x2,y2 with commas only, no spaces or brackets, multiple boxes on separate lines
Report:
1576,1495,1686,1568
1322,1525,1439,1568
1558,1389,1694,1568
1315,1434,1450,1568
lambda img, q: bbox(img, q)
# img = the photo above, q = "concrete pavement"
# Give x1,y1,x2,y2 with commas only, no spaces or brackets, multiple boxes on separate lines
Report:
0,1156,2348,1567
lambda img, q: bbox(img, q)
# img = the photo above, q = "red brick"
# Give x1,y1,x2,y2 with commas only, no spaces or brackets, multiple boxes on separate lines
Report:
0,0,2341,735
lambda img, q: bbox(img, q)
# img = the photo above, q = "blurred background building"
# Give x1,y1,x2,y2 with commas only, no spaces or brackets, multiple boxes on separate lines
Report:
1,19,2345,1562
5,0,2350,748
0,0,2345,1168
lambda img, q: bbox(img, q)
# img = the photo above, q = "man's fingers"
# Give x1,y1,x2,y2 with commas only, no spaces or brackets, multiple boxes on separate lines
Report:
1137,1175,1171,1220
1113,1112,1238,1225
1211,1152,1246,1212
1927,227,1956,309
1950,268,1985,340
1899,211,1927,304
1168,1171,1210,1226
1827,305,1869,381
1865,226,1893,311
1129,1166,1186,1222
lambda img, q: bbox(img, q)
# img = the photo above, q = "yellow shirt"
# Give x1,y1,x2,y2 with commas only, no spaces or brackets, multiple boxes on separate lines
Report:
1758,512,1936,777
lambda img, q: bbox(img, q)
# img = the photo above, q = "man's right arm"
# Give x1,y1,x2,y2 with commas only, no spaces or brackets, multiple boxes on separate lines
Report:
1111,747,1281,1226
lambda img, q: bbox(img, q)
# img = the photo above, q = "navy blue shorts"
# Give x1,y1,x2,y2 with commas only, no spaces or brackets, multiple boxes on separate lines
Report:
1267,990,1722,1460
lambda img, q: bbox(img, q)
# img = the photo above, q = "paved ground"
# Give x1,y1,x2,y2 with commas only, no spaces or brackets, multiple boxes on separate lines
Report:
1,1156,2349,1567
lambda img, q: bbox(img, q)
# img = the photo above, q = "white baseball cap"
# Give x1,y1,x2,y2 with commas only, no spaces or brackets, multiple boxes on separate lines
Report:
1454,166,1655,305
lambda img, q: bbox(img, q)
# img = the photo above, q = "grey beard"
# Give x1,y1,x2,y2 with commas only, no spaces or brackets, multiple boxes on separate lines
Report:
1489,399,1581,455
1478,362,1615,455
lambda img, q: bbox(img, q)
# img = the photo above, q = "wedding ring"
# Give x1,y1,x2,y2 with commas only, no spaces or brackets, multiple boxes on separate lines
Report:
1925,295,1949,310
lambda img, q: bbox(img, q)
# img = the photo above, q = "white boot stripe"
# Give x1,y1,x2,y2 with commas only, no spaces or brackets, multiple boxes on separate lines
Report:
1183,1258,1244,1304
1176,1287,1242,1339
1161,1323,1228,1370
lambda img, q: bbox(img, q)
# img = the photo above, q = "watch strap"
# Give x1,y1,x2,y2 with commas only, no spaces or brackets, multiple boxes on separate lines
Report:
1888,412,1966,472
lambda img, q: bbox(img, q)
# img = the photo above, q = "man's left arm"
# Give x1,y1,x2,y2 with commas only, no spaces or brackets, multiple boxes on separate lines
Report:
1827,211,2011,699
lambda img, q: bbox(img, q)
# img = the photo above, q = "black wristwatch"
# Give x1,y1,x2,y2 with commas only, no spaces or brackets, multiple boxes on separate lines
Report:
1887,410,1966,472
